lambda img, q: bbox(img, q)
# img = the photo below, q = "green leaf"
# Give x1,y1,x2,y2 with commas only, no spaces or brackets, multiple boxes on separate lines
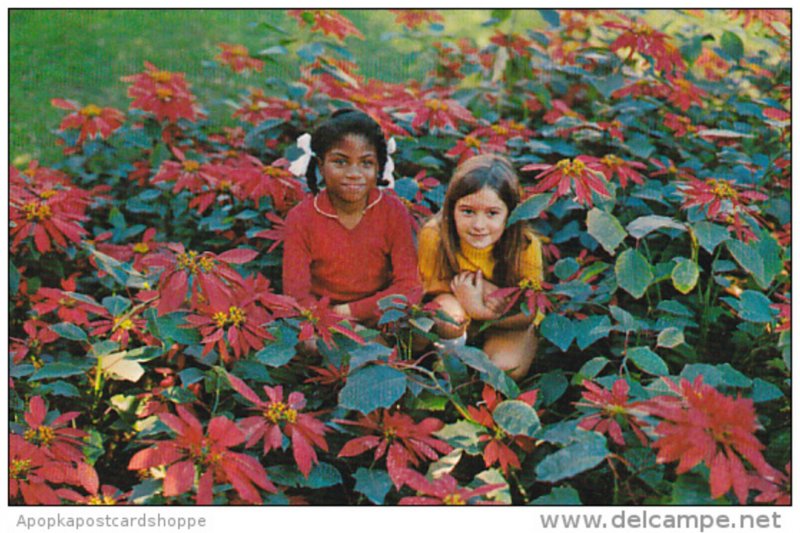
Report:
539,313,574,352
30,362,90,381
727,235,781,290
10,261,20,295
535,431,608,482
574,315,611,350
50,322,88,342
657,327,685,349
102,295,131,316
692,221,729,253
752,378,783,403
426,449,464,478
101,352,145,382
737,290,778,323
572,357,609,385
615,249,653,299
255,342,296,368
531,486,582,505
452,346,519,398
720,30,744,61
507,193,553,225
353,468,393,505
537,371,569,405
148,311,201,345
671,258,699,294
434,420,484,455
267,462,342,489
493,400,541,437
338,365,407,414
473,468,511,504
348,342,394,371
627,346,669,376
91,340,121,356
586,208,627,255
626,215,686,239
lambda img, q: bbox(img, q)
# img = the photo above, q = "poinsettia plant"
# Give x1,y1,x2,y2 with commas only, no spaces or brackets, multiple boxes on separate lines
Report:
9,9,790,505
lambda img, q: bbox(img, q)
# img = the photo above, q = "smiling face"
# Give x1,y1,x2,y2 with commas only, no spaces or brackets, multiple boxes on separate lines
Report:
319,134,378,211
453,186,509,250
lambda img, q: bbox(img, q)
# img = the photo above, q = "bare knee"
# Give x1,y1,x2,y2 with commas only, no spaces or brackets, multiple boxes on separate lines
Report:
483,328,538,381
430,294,468,339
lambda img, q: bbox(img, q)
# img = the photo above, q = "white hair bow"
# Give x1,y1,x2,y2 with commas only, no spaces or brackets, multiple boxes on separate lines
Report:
382,137,396,189
288,133,314,177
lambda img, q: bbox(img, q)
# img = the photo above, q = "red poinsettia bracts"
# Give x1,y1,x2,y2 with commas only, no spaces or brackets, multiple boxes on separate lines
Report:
20,396,88,463
644,376,780,504
402,91,476,132
128,405,276,504
121,61,201,122
32,276,107,326
749,462,791,505
398,470,505,505
293,297,365,348
215,43,264,73
233,88,307,125
10,318,59,364
56,462,130,505
576,379,649,446
143,244,256,315
226,373,330,477
337,409,453,488
490,30,539,58
288,10,364,41
678,177,768,228
94,227,163,275
9,434,71,505
51,98,125,144
581,154,647,189
390,9,444,30
151,146,222,195
490,279,554,321
230,155,303,214
522,155,610,206
604,15,685,75
467,385,538,476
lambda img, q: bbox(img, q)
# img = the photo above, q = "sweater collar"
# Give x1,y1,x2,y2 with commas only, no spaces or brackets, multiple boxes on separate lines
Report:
459,240,495,261
313,188,382,219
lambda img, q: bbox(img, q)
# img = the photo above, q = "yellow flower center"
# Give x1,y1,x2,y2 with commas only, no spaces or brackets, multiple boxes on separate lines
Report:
198,256,215,272
24,425,55,446
284,100,300,110
22,202,52,221
11,459,32,479
509,120,524,131
88,494,117,505
491,125,509,136
39,189,57,199
80,104,103,117
604,404,627,416
464,135,481,148
601,154,623,168
262,166,285,177
149,70,173,83
300,309,318,324
229,45,248,57
424,99,448,112
133,242,150,254
182,160,200,172
708,179,738,200
519,278,542,291
556,158,586,177
248,102,264,111
632,23,654,36
156,87,174,101
350,94,368,105
114,317,135,331
228,306,246,327
212,311,229,328
443,493,466,505
264,402,298,424
383,427,397,439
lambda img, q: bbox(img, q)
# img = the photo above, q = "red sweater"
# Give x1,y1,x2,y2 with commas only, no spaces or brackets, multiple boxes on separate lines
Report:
282,188,422,322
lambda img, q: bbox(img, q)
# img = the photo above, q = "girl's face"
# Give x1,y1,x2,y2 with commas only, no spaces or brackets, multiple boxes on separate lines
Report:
319,134,378,209
453,186,509,250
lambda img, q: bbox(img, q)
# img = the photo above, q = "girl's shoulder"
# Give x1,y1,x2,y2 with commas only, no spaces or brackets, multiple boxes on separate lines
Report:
418,217,443,251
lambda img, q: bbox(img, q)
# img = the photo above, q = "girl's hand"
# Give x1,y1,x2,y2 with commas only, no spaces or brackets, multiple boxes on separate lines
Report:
451,270,499,321
332,304,353,319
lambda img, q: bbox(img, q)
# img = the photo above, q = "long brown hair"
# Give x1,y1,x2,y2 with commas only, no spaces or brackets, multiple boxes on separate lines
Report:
433,153,531,287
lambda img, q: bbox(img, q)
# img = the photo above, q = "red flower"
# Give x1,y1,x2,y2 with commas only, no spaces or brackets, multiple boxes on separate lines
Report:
522,156,610,206
666,75,707,111
648,156,696,181
582,154,646,189
10,165,92,254
490,30,538,58
215,43,264,73
750,462,791,505
612,79,671,101
184,286,275,364
9,434,69,505
51,98,125,144
32,276,106,326
644,376,780,504
678,177,767,221
88,306,155,349
694,48,730,81
542,99,586,125
288,10,364,41
293,297,365,348
151,146,221,194
727,9,790,33
466,385,538,476
254,212,288,252
20,396,88,463
232,88,307,125
10,319,59,364
121,61,201,123
604,15,685,74
226,373,330,477
398,470,505,505
491,279,554,321
576,379,649,446
446,132,506,164
402,91,476,132
390,9,444,30
56,462,130,504
771,293,791,333
337,410,452,488
128,405,276,504
142,244,255,315
663,112,703,138
231,155,303,215
94,227,163,275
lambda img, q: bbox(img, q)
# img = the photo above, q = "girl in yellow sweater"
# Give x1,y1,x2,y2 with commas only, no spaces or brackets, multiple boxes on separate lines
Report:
418,154,543,380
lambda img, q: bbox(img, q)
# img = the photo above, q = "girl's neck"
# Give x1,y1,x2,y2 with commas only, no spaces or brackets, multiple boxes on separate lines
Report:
328,192,368,216
460,239,495,256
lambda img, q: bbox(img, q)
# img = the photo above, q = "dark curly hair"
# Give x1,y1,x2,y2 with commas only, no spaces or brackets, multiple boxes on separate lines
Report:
305,108,389,194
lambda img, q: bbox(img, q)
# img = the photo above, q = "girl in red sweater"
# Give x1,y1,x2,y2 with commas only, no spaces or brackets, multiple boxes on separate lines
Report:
282,109,421,328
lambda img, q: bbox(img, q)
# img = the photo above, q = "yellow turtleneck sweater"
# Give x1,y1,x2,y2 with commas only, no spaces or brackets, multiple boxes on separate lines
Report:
417,220,543,296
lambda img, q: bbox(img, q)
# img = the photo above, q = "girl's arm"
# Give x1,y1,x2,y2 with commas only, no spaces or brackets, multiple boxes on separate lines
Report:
452,273,534,329
281,208,315,308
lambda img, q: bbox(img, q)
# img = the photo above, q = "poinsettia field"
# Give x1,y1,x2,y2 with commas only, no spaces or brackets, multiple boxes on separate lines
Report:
8,9,791,506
